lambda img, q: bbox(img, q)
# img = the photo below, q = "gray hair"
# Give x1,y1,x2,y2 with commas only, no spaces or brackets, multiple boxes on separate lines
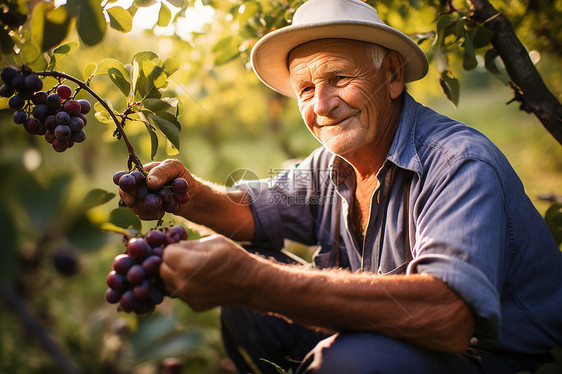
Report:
363,42,388,70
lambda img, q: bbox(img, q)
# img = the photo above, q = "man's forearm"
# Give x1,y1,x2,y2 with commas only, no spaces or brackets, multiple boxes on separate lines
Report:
247,259,475,353
176,178,255,241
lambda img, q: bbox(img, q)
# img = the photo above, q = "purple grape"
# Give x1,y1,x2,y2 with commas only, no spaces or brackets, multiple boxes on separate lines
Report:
32,91,47,105
113,254,135,274
129,170,146,187
146,229,166,247
171,225,188,240
1,67,18,85
44,115,57,131
119,290,140,313
44,130,56,144
105,288,122,304
144,194,162,212
46,93,62,108
12,110,27,124
133,279,152,300
151,287,164,305
0,84,15,98
163,199,178,213
165,230,181,244
24,118,42,134
157,188,174,204
173,191,190,204
152,246,164,257
142,255,162,275
54,124,71,140
52,139,68,152
69,116,84,131
32,104,49,120
78,99,91,114
10,74,25,92
25,75,43,92
126,238,150,259
126,264,146,285
135,185,149,200
118,174,136,193
113,171,127,185
8,94,25,110
71,129,86,143
55,111,70,125
171,178,188,194
107,271,128,292
64,99,81,115
57,85,72,100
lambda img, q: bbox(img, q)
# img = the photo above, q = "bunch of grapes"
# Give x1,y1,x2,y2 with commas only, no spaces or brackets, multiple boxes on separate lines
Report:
0,66,92,152
113,169,190,213
105,225,188,314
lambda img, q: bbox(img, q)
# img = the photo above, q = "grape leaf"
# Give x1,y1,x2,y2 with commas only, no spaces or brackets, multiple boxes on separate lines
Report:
157,2,172,27
463,28,478,71
67,214,109,251
83,63,97,81
107,6,133,33
109,207,142,231
146,112,181,151
439,70,460,108
47,41,79,70
144,121,159,159
77,0,107,46
78,188,116,213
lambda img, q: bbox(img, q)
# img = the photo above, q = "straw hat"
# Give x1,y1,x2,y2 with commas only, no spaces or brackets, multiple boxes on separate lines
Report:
251,0,429,98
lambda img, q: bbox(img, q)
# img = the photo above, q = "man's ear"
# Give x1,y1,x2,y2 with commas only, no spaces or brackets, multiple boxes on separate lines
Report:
386,51,405,99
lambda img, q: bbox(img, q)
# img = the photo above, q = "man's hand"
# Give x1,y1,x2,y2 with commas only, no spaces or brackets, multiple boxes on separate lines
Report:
119,159,197,220
159,234,260,311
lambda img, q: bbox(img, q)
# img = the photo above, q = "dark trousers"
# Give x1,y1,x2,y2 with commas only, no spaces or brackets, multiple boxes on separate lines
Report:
222,247,552,373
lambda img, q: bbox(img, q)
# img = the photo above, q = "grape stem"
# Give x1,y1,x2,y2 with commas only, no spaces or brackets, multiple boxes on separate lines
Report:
35,70,144,172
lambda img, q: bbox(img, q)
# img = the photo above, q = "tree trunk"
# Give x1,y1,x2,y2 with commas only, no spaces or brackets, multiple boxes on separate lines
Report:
467,0,562,146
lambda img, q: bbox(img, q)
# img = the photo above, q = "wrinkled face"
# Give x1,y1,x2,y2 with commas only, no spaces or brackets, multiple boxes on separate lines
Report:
288,39,400,158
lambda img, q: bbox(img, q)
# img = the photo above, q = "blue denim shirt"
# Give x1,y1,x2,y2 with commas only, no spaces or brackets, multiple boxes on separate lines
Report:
237,92,562,355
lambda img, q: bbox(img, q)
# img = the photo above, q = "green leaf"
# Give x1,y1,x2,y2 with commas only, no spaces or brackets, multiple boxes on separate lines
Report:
551,346,562,363
439,70,460,108
107,6,133,32
134,0,158,7
157,2,172,27
47,41,79,70
166,0,186,7
463,28,478,71
83,63,97,80
109,207,142,231
78,189,116,212
67,214,108,251
535,362,562,374
473,26,493,49
144,121,159,159
77,0,107,46
96,58,131,96
94,100,117,123
163,57,180,77
146,112,181,150
142,98,174,113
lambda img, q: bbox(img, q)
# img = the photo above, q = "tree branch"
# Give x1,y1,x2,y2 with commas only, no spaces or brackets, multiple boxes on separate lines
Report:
467,0,562,146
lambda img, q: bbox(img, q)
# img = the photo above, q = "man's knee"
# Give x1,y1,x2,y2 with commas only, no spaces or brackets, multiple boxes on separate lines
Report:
298,333,478,374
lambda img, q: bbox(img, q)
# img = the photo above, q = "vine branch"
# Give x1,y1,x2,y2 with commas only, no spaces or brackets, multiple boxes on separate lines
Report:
34,70,144,170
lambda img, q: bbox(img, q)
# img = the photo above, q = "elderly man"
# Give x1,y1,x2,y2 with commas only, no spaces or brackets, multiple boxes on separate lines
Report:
120,0,562,372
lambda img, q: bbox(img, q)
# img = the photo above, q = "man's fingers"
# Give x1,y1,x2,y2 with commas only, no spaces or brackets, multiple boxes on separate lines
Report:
146,159,185,190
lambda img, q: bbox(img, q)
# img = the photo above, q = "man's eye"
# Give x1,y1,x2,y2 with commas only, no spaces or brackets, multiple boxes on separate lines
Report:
299,86,314,97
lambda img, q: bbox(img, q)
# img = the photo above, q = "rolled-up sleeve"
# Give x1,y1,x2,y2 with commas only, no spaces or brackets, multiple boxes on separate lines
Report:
406,158,508,339
235,148,329,250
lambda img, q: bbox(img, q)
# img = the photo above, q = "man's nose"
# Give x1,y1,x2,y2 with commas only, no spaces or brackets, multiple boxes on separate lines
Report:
314,84,339,116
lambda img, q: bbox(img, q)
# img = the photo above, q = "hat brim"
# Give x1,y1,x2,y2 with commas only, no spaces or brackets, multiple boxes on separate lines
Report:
251,21,429,98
